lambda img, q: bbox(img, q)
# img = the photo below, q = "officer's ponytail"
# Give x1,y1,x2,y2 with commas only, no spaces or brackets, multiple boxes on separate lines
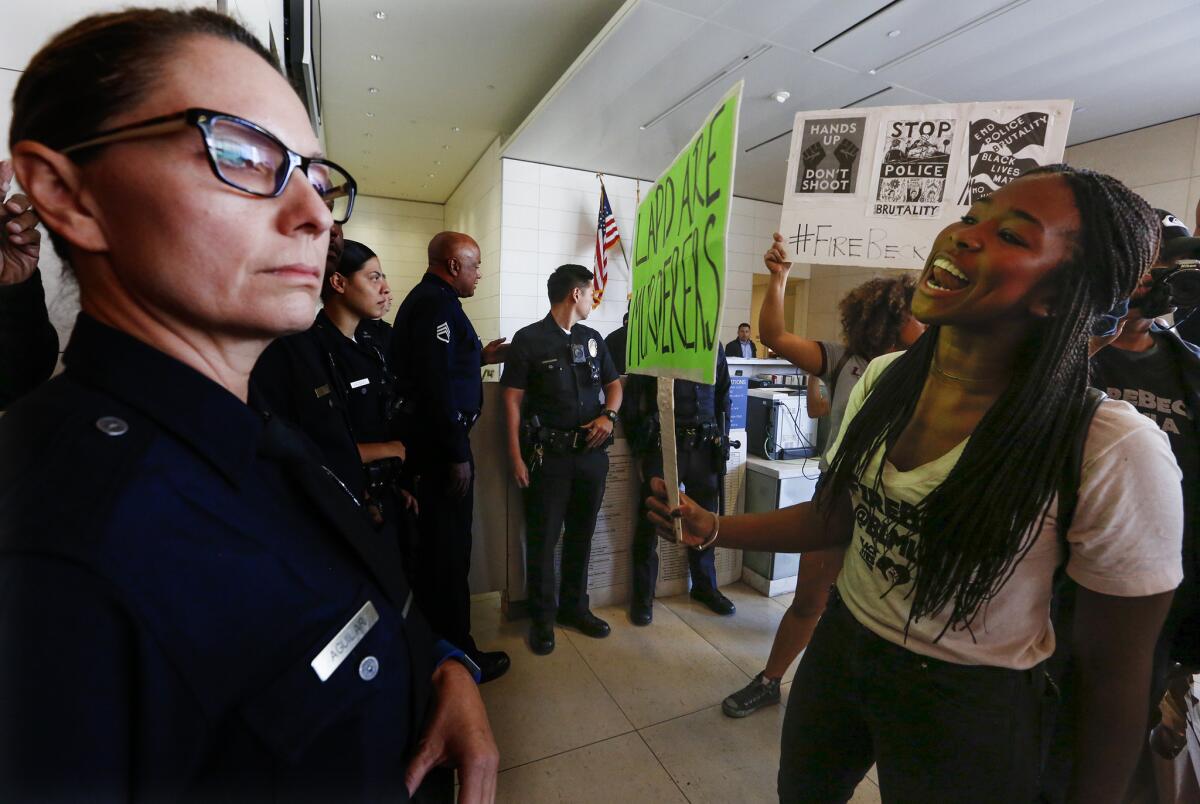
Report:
322,240,378,300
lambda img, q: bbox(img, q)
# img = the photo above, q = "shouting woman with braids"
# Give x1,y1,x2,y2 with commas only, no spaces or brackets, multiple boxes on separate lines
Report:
723,268,923,719
648,166,1183,803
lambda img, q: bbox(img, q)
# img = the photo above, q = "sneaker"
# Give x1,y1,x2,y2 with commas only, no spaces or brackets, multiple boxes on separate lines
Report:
722,672,781,718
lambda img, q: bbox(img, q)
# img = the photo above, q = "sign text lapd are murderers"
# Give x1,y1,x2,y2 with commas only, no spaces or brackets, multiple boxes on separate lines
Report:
627,82,741,385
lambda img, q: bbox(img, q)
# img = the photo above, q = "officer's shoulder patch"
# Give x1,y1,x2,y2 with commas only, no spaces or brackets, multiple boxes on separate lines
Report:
435,322,451,343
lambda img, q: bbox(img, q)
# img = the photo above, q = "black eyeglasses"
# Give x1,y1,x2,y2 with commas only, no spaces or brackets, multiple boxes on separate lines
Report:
60,108,357,224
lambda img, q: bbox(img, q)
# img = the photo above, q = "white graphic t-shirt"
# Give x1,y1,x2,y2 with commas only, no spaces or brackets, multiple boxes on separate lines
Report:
828,351,1184,669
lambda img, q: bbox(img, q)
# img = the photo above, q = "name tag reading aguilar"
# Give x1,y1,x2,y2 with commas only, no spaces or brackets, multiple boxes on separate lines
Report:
311,601,379,682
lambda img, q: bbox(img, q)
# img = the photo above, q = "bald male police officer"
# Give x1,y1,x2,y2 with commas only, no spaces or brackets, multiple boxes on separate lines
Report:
502,265,622,655
390,231,510,683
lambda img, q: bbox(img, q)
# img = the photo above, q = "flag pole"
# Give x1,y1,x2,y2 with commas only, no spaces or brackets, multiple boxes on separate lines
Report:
597,173,633,276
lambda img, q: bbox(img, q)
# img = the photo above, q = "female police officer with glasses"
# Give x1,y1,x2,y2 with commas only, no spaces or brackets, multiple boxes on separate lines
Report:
0,8,496,802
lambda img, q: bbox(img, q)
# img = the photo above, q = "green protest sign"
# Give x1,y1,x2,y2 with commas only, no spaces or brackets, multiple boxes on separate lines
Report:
627,81,742,385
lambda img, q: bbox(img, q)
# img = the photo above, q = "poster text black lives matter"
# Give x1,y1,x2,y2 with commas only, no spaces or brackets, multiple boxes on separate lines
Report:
777,101,1073,270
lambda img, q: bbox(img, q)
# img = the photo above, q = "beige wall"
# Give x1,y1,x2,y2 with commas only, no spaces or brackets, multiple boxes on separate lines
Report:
446,138,503,343
341,196,446,324
804,265,915,343
1065,115,1200,227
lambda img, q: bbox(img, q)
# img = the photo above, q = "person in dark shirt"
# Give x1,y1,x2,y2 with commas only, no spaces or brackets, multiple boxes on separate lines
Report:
502,264,622,656
1092,210,1200,674
390,231,511,683
0,9,496,800
0,159,57,409
254,239,415,530
724,322,756,358
604,310,628,374
624,350,734,624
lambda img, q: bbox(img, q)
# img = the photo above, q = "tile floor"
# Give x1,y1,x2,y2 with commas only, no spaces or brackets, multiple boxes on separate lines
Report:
473,582,881,803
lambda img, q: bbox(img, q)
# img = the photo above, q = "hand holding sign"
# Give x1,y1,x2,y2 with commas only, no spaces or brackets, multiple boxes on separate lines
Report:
645,477,714,548
628,81,742,541
0,160,42,287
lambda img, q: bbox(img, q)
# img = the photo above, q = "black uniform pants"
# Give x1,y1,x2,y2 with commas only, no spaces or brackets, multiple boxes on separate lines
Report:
523,448,608,622
412,457,476,654
778,594,1046,804
631,442,719,606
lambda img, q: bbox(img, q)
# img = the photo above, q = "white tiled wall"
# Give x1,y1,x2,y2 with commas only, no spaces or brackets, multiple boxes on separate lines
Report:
1066,115,1200,224
341,196,445,324
446,138,503,342
498,157,782,345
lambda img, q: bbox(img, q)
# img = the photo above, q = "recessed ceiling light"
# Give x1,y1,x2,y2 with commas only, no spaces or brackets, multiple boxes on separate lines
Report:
450,126,460,132
370,54,382,62
770,90,790,104
375,10,387,20
868,69,877,75
887,29,901,38
365,112,375,118
428,173,436,178
639,125,647,131
368,87,379,95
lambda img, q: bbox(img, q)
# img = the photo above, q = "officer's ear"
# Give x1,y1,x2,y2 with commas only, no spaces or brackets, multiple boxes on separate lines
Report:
445,257,460,278
329,271,349,295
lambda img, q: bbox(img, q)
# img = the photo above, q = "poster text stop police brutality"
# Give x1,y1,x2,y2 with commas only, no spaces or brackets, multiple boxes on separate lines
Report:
630,103,727,362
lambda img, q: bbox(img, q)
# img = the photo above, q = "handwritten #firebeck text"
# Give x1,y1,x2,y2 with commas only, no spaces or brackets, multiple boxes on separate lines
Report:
628,81,741,386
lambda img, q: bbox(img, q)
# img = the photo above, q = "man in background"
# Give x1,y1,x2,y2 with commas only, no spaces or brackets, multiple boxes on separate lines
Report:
725,322,756,359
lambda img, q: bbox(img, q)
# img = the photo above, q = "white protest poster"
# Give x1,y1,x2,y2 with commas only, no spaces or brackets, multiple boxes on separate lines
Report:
779,100,1072,269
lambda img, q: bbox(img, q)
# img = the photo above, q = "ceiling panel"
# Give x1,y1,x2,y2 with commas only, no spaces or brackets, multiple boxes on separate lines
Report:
814,0,1018,74
320,0,624,202
505,0,1200,202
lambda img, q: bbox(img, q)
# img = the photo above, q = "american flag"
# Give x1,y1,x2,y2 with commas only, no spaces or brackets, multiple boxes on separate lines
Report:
593,186,620,307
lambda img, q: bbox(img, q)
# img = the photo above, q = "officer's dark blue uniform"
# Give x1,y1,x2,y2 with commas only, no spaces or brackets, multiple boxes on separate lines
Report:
502,314,619,625
390,273,483,654
0,314,468,802
252,310,369,500
255,310,414,551
624,352,733,618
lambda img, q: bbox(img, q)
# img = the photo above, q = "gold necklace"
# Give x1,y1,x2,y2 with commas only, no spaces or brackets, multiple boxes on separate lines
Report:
930,361,1000,385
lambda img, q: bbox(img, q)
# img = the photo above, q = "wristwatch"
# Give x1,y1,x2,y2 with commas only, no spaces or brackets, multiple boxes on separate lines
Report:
602,409,618,423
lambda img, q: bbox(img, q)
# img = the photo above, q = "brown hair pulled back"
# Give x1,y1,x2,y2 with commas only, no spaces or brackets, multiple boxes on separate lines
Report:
9,9,277,261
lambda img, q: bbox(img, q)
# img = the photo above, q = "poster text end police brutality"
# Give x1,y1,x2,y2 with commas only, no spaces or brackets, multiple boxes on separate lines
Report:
630,103,728,361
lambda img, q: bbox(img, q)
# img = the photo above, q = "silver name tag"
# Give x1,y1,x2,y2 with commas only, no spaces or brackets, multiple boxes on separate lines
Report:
310,601,378,682
350,377,370,389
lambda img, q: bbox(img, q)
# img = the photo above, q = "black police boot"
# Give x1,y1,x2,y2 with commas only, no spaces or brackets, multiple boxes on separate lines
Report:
471,649,511,683
691,587,736,616
556,608,611,638
529,621,555,656
630,600,653,626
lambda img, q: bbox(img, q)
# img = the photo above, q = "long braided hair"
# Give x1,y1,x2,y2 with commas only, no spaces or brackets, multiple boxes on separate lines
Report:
820,165,1159,637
